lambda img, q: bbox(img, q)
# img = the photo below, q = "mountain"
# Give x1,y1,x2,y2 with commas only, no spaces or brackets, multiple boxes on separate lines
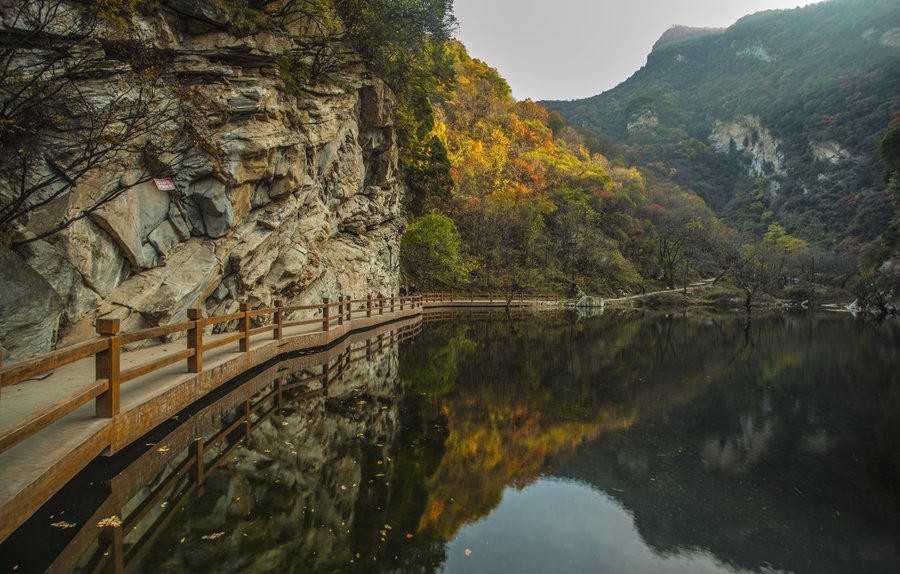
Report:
543,0,900,247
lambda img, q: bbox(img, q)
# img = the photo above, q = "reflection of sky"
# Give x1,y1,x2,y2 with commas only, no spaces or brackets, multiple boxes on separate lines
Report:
439,478,771,574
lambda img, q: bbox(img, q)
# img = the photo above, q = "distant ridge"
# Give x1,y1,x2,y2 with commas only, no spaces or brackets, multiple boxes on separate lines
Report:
543,0,899,244
652,25,724,51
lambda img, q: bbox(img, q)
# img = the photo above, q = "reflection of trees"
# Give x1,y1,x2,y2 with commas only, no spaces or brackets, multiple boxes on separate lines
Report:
401,311,751,541
555,314,900,574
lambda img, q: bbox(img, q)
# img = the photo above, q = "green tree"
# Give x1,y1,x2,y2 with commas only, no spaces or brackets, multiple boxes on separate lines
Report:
401,212,474,289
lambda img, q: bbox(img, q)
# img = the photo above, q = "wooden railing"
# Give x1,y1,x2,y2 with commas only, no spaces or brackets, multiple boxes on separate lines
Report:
71,323,421,574
0,293,424,456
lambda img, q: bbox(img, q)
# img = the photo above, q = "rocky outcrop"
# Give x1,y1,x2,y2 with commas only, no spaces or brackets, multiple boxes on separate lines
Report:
1,3,404,357
652,26,724,51
710,115,785,179
0,245,64,362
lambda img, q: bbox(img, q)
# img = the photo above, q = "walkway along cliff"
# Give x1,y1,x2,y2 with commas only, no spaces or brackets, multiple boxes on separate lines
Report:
0,293,564,543
0,0,405,364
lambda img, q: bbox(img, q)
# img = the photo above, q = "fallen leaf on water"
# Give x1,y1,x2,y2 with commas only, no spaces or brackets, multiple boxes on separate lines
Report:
180,537,186,544
50,521,76,529
202,532,225,540
97,516,122,528
406,533,414,539
465,549,472,557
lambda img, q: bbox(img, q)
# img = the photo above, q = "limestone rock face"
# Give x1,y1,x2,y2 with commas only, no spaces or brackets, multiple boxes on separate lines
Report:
710,115,786,178
0,4,404,359
0,245,63,362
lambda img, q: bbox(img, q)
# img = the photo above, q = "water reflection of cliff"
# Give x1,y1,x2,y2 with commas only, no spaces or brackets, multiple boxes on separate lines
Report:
2,320,427,574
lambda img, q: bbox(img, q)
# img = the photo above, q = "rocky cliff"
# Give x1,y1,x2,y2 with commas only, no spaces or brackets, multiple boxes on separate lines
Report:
0,1,404,362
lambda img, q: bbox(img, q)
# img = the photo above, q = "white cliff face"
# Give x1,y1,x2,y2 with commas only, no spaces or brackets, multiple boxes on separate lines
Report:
626,111,660,134
810,140,854,164
0,3,404,360
710,115,786,179
737,43,776,63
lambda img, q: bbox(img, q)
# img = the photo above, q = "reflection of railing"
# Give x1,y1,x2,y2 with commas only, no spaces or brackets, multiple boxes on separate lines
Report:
0,294,423,457
420,292,560,305
48,324,419,574
422,309,540,323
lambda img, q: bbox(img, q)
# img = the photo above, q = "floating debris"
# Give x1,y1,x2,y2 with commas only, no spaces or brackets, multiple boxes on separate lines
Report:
50,521,76,529
156,446,170,453
97,516,122,528
202,532,225,540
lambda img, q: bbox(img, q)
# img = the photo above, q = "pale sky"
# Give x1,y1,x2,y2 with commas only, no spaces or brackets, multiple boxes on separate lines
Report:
453,0,816,101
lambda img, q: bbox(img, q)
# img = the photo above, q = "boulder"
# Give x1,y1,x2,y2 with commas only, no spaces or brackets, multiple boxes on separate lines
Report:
109,240,222,323
189,178,234,239
90,181,171,268
149,220,182,256
0,244,63,362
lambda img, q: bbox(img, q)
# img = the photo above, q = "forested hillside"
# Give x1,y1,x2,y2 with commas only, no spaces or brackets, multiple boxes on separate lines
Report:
544,0,899,248
400,43,722,294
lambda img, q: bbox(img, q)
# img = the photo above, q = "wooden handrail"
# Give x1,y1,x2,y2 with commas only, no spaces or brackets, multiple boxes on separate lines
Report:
119,322,193,345
1,289,553,460
0,338,109,388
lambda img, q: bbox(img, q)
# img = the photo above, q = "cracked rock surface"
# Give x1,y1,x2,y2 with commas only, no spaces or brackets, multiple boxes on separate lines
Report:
0,3,404,360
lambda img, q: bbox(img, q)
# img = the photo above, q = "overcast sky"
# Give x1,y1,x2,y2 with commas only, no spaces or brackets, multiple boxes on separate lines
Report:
453,0,815,101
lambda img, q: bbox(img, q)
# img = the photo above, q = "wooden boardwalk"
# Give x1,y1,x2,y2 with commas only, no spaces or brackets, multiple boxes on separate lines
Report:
0,295,431,542
35,318,424,574
0,292,565,542
0,284,710,543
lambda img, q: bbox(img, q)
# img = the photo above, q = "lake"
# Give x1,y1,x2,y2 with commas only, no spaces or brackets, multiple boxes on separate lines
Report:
1,310,897,573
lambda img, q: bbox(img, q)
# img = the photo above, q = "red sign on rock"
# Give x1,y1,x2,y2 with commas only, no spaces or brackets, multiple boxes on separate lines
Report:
154,178,176,191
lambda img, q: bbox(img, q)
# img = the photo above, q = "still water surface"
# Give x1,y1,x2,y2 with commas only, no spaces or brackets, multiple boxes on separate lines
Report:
1,311,897,573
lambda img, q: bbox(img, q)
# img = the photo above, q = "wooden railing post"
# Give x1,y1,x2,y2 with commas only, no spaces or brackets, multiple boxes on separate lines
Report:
337,294,344,326
391,293,395,313
379,295,384,315
187,308,203,373
274,300,283,340
95,318,121,418
239,303,251,352
367,294,372,317
323,298,330,332
190,438,205,486
400,294,405,310
243,400,251,442
346,295,352,321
